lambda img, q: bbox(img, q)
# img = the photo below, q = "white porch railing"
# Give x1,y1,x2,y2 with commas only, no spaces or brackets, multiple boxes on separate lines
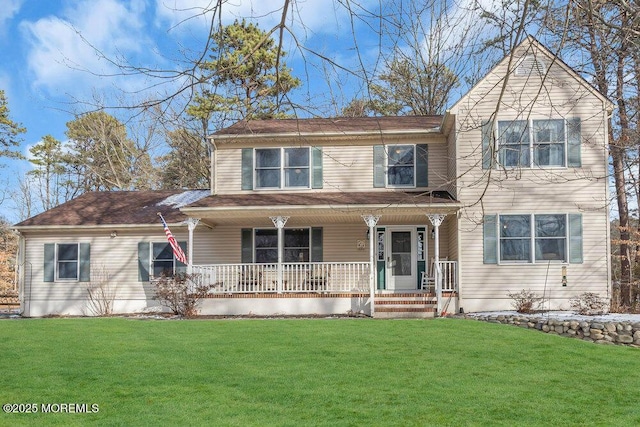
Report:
438,261,458,292
190,261,458,294
191,262,370,294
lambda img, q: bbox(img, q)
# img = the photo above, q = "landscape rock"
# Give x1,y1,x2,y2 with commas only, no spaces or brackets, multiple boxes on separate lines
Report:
460,312,640,348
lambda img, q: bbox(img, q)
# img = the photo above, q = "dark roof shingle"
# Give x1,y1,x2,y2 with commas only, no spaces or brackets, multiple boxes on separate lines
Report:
212,116,443,136
14,190,209,227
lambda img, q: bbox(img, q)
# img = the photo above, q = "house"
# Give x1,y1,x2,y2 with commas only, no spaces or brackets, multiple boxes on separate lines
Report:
13,37,612,317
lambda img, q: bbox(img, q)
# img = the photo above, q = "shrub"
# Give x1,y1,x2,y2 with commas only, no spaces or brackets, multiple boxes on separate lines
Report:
86,264,116,316
569,292,608,315
153,273,211,317
506,289,545,313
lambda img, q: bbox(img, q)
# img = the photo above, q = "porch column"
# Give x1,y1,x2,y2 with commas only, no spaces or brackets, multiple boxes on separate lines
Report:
185,218,200,275
270,216,290,293
427,214,446,315
361,214,381,317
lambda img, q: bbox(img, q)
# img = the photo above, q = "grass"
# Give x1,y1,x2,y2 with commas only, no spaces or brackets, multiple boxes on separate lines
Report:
1,318,639,426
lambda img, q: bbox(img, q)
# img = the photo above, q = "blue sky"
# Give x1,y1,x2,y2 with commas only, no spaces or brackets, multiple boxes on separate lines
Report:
0,0,495,223
0,0,389,223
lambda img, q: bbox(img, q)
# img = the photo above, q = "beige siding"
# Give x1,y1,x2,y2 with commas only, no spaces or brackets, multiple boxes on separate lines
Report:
21,230,165,316
450,41,610,312
215,137,448,194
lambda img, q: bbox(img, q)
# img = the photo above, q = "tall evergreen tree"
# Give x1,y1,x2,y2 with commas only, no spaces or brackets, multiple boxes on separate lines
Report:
27,135,68,210
65,111,136,193
158,128,210,189
187,19,301,127
0,90,25,160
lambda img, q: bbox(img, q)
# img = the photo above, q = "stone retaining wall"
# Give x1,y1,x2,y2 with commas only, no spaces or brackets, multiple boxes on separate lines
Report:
461,313,640,347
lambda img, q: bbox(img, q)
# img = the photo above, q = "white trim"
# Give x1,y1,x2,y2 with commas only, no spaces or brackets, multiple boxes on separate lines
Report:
495,118,569,169
385,144,417,188
55,242,81,281
254,147,311,190
149,241,185,279
496,214,570,265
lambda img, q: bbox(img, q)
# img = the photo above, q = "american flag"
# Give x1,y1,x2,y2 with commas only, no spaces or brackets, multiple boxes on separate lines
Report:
158,213,187,264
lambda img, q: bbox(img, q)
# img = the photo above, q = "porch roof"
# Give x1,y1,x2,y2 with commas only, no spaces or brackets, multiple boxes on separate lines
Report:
180,191,460,226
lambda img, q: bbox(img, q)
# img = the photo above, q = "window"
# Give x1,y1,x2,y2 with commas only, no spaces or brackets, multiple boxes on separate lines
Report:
374,144,427,188
57,243,79,280
151,242,186,277
254,228,311,263
44,243,90,282
498,214,568,263
387,145,415,187
500,215,532,262
284,228,310,262
255,148,281,188
533,120,565,167
137,241,186,281
498,121,529,167
535,214,566,261
497,119,567,168
255,229,278,263
255,148,310,189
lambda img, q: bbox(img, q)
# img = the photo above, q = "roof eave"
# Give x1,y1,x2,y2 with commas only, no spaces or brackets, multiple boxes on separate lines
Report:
181,202,462,214
209,128,443,142
13,223,189,232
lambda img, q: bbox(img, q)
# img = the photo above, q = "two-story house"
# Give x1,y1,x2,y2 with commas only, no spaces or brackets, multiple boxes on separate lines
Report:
14,37,612,317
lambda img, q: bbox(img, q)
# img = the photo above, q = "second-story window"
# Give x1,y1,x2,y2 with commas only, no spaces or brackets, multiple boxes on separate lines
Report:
387,145,415,187
255,148,310,189
498,119,567,168
373,144,427,189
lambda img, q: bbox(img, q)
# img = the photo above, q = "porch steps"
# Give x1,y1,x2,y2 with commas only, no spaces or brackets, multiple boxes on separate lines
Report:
374,293,437,319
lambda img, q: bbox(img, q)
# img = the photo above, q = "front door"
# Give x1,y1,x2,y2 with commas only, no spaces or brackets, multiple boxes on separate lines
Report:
386,228,416,290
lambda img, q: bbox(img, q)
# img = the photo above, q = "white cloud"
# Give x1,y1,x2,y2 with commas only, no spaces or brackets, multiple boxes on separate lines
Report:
155,0,288,33
0,0,22,32
154,0,380,39
21,0,152,93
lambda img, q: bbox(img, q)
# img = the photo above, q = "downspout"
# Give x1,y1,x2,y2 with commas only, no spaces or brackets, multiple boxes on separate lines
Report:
209,136,217,195
14,231,26,316
603,101,612,301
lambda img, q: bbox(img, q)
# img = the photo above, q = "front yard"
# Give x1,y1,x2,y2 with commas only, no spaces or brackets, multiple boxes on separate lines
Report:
0,317,639,426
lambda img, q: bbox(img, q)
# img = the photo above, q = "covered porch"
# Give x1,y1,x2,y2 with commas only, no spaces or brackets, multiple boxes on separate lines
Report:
191,260,458,294
180,191,460,316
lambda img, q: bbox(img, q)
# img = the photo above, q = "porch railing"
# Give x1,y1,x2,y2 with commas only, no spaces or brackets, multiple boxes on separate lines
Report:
190,260,457,294
191,262,370,294
438,261,458,292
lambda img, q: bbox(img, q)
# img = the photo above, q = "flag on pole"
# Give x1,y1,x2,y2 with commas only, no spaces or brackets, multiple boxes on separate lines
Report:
158,213,187,264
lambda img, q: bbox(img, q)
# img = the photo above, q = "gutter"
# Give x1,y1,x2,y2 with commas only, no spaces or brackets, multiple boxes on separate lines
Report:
208,128,443,143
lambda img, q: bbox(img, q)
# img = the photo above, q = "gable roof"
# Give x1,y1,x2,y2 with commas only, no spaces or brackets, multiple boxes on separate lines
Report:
449,36,613,112
212,115,443,139
14,190,210,228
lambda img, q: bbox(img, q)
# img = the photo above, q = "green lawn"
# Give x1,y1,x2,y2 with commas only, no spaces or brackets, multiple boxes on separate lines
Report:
0,318,639,426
